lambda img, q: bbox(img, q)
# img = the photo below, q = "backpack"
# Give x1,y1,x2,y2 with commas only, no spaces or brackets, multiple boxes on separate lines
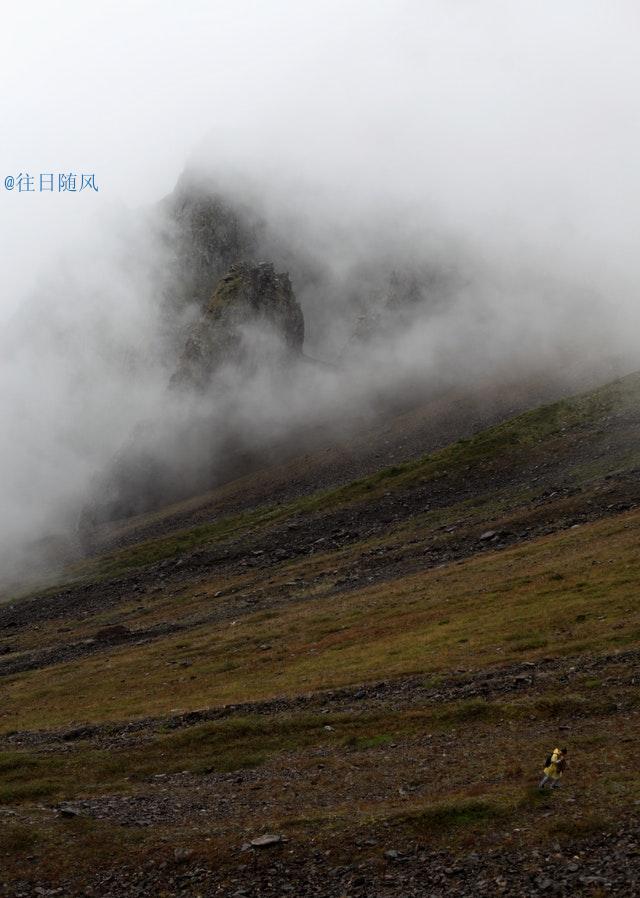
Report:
545,753,553,768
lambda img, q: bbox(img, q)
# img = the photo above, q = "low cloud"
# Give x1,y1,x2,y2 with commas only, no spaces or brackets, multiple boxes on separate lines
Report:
2,1,640,588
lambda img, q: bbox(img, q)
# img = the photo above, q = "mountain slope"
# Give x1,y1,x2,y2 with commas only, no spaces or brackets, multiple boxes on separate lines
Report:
1,372,640,896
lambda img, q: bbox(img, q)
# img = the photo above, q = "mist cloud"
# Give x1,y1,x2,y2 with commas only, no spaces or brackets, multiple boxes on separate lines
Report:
2,1,640,588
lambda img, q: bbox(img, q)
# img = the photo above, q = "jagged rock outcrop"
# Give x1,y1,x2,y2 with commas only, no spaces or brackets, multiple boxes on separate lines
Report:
162,175,261,314
80,262,304,527
344,265,458,355
172,260,304,389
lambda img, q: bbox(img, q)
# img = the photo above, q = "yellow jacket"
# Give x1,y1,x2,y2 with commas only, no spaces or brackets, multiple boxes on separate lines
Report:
543,748,564,779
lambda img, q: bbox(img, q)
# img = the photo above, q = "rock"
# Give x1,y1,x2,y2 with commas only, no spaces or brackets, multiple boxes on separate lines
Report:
249,834,286,848
58,805,81,819
94,625,131,642
172,261,304,390
344,266,458,351
163,175,260,315
62,725,97,742
479,530,497,541
173,848,194,863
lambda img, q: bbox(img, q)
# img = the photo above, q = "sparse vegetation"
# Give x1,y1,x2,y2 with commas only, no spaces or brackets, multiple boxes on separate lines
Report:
2,372,640,891
399,797,509,832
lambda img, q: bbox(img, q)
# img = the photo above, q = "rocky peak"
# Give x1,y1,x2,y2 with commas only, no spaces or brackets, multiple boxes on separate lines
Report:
172,260,304,389
162,176,261,313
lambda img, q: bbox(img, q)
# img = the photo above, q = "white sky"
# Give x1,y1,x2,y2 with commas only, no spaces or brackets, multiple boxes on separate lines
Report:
2,1,640,318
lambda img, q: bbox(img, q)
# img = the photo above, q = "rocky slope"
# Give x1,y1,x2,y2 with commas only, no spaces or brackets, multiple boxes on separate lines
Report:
1,372,640,895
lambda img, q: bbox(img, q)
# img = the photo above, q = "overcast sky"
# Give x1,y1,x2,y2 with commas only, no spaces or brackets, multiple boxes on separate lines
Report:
2,1,640,587
2,1,640,318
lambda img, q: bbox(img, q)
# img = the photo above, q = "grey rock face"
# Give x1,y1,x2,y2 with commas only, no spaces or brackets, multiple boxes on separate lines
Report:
163,178,260,314
172,260,304,389
81,262,304,525
344,265,459,356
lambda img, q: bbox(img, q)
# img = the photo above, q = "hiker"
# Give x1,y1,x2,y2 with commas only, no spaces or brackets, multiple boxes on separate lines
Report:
539,746,568,790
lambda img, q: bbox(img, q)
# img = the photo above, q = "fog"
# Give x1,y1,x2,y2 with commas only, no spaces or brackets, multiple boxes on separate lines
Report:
2,1,640,588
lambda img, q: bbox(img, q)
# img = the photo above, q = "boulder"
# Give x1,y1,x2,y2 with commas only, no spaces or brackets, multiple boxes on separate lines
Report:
57,805,82,819
250,834,286,848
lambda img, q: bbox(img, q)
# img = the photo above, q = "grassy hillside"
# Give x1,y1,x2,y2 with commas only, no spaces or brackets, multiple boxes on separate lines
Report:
1,372,640,895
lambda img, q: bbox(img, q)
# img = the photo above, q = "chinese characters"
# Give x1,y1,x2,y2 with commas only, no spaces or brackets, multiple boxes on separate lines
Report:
4,173,99,193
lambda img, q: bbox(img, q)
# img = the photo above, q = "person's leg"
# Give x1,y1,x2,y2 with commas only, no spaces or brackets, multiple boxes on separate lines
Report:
538,775,550,789
550,778,562,789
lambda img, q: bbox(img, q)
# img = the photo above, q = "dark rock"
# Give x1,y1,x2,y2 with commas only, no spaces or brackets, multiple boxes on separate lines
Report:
57,805,81,819
62,726,97,742
479,530,497,541
94,625,131,642
172,261,304,390
163,176,260,315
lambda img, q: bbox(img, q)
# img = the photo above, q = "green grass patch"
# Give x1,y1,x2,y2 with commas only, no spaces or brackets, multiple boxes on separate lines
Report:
398,797,509,832
435,698,499,723
343,733,394,751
